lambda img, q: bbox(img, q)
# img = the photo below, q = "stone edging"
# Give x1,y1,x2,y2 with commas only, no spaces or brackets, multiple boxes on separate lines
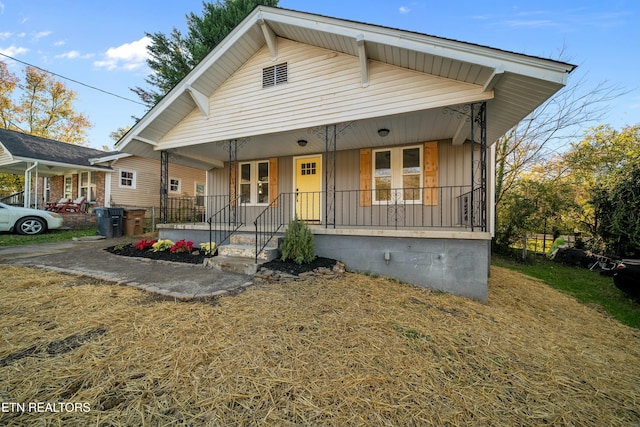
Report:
254,261,346,284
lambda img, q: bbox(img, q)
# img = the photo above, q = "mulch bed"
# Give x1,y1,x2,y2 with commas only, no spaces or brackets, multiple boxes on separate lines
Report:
105,243,338,275
104,244,206,265
259,257,337,275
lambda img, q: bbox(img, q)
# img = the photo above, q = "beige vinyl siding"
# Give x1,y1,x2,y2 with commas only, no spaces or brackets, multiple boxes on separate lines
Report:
109,157,205,208
0,148,14,165
158,38,485,149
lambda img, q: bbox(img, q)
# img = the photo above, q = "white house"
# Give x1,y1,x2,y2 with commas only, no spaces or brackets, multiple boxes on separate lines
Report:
116,6,575,300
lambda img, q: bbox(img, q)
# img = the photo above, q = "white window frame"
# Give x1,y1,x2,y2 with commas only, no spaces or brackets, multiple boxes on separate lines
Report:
119,169,136,189
169,177,181,194
79,171,97,202
195,182,205,206
239,160,270,206
372,145,423,204
63,175,73,199
44,177,51,203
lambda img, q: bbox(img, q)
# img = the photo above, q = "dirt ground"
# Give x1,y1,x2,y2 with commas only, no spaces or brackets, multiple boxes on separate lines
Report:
0,264,638,426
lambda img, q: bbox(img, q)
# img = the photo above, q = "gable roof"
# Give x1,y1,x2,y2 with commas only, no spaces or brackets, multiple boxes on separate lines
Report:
0,128,115,176
116,6,575,165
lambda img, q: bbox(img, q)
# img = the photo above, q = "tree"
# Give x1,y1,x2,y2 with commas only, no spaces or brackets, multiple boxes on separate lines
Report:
109,126,132,145
134,0,280,107
493,71,626,252
16,66,92,144
565,125,640,256
0,61,93,194
0,62,20,130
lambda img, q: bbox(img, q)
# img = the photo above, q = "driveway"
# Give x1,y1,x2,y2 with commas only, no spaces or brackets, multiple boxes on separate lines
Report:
0,237,252,299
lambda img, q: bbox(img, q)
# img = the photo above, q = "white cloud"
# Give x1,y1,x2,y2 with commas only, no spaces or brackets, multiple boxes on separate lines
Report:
55,50,79,59
0,45,28,57
32,31,51,40
55,50,93,60
0,2,4,14
0,32,11,40
94,36,150,71
54,40,65,46
399,6,411,14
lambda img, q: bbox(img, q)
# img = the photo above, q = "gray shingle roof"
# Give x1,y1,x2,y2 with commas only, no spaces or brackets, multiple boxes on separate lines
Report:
0,128,114,169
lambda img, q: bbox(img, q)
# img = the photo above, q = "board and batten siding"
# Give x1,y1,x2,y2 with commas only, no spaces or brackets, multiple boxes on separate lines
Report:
109,156,206,208
205,140,474,226
158,38,485,149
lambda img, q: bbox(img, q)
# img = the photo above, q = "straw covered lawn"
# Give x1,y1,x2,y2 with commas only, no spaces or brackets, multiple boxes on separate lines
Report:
0,264,639,426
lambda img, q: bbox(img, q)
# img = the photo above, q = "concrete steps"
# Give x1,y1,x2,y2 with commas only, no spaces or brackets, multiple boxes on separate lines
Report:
206,233,281,275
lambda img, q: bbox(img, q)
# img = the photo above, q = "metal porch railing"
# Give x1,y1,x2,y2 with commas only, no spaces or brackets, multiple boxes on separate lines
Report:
206,196,247,255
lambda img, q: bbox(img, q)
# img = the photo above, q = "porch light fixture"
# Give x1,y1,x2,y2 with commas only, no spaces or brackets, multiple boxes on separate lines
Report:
378,128,390,137
297,139,308,147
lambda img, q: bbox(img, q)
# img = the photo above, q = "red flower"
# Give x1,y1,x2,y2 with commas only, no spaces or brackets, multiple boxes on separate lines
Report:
135,238,156,251
170,239,194,253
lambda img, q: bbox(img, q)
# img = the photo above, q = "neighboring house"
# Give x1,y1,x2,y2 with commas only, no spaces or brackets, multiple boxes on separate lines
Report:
0,128,113,209
0,128,205,218
116,6,576,300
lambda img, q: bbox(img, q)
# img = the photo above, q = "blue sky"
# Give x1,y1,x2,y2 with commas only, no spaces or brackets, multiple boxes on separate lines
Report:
1,0,638,149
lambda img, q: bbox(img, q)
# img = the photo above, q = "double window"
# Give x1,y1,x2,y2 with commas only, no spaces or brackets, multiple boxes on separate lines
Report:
169,178,181,193
373,145,422,203
80,171,96,202
64,176,73,199
239,161,269,205
119,169,136,189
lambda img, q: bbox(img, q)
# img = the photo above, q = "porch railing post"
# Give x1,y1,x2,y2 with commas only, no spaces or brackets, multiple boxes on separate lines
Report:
324,125,337,228
160,150,169,223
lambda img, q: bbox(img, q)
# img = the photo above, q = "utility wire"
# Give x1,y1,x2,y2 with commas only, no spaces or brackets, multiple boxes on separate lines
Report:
0,52,147,106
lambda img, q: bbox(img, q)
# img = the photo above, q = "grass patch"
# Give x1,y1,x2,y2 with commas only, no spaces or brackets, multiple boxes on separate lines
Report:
493,254,640,329
0,227,96,247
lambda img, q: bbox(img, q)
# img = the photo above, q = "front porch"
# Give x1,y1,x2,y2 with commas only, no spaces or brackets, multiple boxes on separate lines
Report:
158,185,491,301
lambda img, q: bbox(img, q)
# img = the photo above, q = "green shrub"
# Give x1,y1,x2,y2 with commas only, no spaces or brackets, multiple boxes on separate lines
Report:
280,217,315,264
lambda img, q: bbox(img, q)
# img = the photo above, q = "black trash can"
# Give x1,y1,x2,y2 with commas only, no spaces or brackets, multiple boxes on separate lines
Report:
95,207,123,238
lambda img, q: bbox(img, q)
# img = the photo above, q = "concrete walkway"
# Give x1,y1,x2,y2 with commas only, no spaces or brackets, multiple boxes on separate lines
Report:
0,237,253,299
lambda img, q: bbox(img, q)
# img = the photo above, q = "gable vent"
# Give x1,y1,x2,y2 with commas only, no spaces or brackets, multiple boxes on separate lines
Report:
262,63,288,88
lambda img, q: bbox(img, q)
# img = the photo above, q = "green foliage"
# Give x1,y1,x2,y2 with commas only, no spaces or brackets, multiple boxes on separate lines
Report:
280,217,315,265
565,125,640,257
137,0,280,107
0,227,96,247
0,174,24,195
592,160,640,257
493,255,640,330
494,178,576,254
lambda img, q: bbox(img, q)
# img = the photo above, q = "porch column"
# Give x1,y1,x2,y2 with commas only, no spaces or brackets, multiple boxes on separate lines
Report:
160,150,169,223
324,125,337,228
24,162,38,208
470,102,487,232
228,139,238,225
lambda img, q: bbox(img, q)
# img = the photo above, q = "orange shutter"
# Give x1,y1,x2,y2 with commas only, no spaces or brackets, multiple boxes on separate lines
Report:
423,141,438,206
360,148,372,207
269,157,278,207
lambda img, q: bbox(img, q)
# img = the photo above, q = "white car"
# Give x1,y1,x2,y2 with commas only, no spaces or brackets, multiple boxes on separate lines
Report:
0,202,64,235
